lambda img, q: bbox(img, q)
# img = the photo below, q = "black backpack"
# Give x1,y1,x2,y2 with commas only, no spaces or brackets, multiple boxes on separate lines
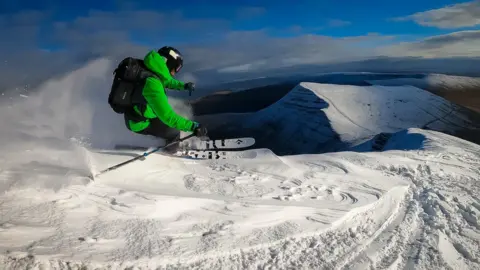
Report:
108,57,158,114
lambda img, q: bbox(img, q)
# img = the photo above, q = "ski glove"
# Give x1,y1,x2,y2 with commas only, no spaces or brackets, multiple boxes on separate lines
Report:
184,82,195,91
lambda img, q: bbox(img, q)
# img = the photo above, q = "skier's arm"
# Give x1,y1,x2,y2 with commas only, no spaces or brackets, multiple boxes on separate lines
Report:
142,77,195,132
163,76,186,91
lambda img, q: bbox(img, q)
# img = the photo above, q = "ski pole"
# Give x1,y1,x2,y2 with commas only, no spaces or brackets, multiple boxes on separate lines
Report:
92,133,196,179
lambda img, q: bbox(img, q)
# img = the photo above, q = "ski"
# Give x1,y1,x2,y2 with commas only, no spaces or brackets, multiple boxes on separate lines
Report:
114,137,255,152
183,137,255,150
112,146,257,160
176,149,257,160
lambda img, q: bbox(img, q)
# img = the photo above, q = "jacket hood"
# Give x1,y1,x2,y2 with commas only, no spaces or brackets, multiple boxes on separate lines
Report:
143,50,173,82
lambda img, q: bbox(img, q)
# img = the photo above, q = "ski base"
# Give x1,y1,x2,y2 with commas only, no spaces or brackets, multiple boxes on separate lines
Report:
113,137,257,160
114,137,255,152
173,149,257,160
183,137,255,150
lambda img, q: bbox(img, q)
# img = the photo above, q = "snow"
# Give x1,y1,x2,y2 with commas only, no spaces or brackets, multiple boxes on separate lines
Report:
0,60,479,269
205,80,477,156
367,73,480,92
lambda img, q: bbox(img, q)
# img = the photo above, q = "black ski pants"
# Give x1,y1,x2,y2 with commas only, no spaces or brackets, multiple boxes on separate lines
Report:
124,110,180,143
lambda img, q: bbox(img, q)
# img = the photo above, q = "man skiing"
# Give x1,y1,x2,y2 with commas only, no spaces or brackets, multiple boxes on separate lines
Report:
108,46,208,148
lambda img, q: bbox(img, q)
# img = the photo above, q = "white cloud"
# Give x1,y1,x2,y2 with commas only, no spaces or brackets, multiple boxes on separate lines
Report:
392,1,480,29
190,32,380,74
380,30,480,58
0,9,229,91
3,8,480,92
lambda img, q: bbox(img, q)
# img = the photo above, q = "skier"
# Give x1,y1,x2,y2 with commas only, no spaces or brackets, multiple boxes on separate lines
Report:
108,46,208,149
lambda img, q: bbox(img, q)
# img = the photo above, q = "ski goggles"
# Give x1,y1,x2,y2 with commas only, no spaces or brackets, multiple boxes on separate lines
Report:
176,63,183,73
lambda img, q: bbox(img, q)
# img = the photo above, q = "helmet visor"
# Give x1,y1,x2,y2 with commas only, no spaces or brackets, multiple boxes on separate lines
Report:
175,63,183,72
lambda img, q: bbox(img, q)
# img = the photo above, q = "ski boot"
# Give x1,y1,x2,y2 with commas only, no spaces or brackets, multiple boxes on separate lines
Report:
162,134,182,155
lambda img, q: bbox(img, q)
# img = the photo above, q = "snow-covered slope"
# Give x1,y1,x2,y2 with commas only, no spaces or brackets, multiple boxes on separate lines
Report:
367,73,480,113
203,82,479,155
0,61,479,269
2,128,479,269
367,73,480,92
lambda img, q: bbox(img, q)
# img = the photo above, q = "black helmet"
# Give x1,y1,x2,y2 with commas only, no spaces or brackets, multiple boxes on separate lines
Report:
158,46,183,73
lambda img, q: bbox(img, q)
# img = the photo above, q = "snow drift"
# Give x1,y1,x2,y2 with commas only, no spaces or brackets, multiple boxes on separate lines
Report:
0,60,479,269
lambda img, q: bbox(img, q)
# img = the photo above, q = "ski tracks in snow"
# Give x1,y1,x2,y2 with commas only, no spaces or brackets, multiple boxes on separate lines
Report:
167,147,480,270
349,149,480,269
1,133,480,269
0,149,405,269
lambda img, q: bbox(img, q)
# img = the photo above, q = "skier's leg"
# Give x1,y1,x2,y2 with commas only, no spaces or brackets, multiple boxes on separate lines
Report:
139,118,181,153
123,109,181,153
138,119,179,141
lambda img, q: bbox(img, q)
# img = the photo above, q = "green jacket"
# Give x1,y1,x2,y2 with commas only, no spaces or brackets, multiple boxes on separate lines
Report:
125,50,196,133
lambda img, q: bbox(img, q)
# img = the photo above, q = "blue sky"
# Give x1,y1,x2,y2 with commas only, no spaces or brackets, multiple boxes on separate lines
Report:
2,0,477,43
1,0,480,89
